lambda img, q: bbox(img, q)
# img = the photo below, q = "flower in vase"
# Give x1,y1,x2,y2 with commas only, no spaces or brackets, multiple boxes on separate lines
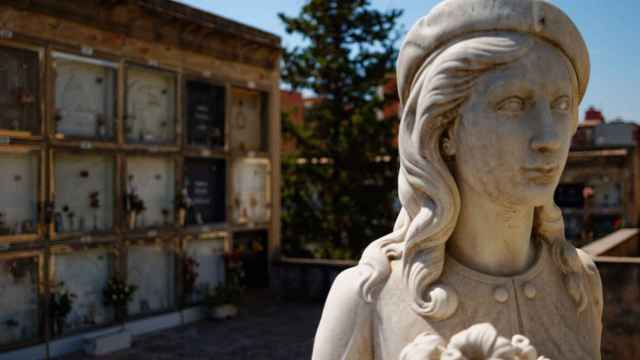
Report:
89,192,100,209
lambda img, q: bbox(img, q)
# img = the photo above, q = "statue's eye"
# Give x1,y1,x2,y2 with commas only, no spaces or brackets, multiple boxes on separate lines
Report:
497,97,526,113
552,96,571,112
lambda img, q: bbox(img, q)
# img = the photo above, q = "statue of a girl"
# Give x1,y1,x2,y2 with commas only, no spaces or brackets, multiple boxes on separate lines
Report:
312,1,603,359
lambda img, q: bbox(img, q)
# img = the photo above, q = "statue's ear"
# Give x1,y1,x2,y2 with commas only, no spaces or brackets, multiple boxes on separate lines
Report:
442,126,456,157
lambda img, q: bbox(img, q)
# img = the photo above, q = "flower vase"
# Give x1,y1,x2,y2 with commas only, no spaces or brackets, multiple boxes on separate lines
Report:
210,304,238,320
97,124,107,139
53,317,65,336
177,208,186,227
114,306,127,323
127,212,136,230
93,211,99,232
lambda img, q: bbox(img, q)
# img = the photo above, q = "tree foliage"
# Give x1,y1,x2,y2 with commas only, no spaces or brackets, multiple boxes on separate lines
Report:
279,0,403,258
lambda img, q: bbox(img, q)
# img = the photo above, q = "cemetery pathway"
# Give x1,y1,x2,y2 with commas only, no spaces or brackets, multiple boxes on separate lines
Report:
59,301,322,360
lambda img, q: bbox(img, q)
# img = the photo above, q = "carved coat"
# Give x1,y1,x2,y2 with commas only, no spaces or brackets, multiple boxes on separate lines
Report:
313,243,603,360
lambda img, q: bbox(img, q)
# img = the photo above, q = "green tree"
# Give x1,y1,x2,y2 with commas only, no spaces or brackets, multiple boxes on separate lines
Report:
279,0,403,258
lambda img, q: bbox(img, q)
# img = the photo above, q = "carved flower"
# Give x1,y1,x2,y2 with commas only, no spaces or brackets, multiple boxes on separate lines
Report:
400,323,548,360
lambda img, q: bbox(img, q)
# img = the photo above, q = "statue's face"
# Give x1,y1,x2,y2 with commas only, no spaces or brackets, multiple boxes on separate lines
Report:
452,38,578,207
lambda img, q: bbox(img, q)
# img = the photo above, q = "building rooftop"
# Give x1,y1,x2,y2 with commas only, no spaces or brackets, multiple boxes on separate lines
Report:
4,0,281,69
138,0,281,48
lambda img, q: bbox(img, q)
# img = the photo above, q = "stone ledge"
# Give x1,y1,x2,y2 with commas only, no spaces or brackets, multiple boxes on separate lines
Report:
83,330,132,356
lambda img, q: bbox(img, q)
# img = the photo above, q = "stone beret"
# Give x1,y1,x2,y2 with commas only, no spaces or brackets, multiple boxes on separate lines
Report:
397,0,590,107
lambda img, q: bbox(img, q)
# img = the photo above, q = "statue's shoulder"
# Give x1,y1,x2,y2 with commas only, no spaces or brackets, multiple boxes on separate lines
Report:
575,248,603,316
312,266,374,360
327,266,373,307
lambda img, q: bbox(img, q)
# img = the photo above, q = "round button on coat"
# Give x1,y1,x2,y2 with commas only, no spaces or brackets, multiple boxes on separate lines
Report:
493,287,509,303
524,283,537,299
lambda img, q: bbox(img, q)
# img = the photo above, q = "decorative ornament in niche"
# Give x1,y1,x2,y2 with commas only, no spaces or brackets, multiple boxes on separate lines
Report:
5,258,33,281
55,109,63,124
79,170,90,178
21,220,33,233
16,86,34,104
13,174,22,182
235,100,247,130
162,208,170,226
155,174,162,181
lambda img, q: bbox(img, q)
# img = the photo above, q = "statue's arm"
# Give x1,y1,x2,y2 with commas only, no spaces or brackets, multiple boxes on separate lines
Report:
312,267,374,360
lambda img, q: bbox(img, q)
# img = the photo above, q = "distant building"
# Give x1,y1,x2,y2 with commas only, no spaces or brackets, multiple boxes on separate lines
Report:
556,107,640,245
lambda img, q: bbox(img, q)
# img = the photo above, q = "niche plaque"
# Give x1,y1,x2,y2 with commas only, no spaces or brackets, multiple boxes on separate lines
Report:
186,81,225,148
184,158,226,226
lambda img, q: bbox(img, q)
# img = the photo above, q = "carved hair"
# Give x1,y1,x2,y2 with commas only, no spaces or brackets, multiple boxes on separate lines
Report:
357,32,588,318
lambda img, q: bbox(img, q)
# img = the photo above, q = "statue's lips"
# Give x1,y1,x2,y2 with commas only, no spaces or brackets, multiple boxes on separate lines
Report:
522,165,558,184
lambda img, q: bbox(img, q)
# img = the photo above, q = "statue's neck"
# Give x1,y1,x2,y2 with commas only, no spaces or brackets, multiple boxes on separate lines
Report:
448,181,536,276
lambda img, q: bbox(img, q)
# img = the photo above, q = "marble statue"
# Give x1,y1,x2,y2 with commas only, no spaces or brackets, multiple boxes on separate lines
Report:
312,1,603,359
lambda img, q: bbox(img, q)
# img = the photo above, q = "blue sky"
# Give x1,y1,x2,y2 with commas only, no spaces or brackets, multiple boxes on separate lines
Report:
178,0,640,122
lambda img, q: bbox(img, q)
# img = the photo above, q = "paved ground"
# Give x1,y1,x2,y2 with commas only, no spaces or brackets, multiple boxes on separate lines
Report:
60,301,323,360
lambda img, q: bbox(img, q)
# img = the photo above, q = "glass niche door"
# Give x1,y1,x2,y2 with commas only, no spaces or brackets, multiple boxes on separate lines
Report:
126,243,175,316
0,45,40,136
50,247,114,333
125,65,177,145
230,88,267,153
125,156,176,230
52,52,117,140
232,158,271,225
52,152,115,236
183,238,226,304
0,254,41,347
0,149,40,239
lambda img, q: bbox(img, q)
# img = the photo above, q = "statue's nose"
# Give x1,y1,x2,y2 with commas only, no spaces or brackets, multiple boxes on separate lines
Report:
530,102,561,153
